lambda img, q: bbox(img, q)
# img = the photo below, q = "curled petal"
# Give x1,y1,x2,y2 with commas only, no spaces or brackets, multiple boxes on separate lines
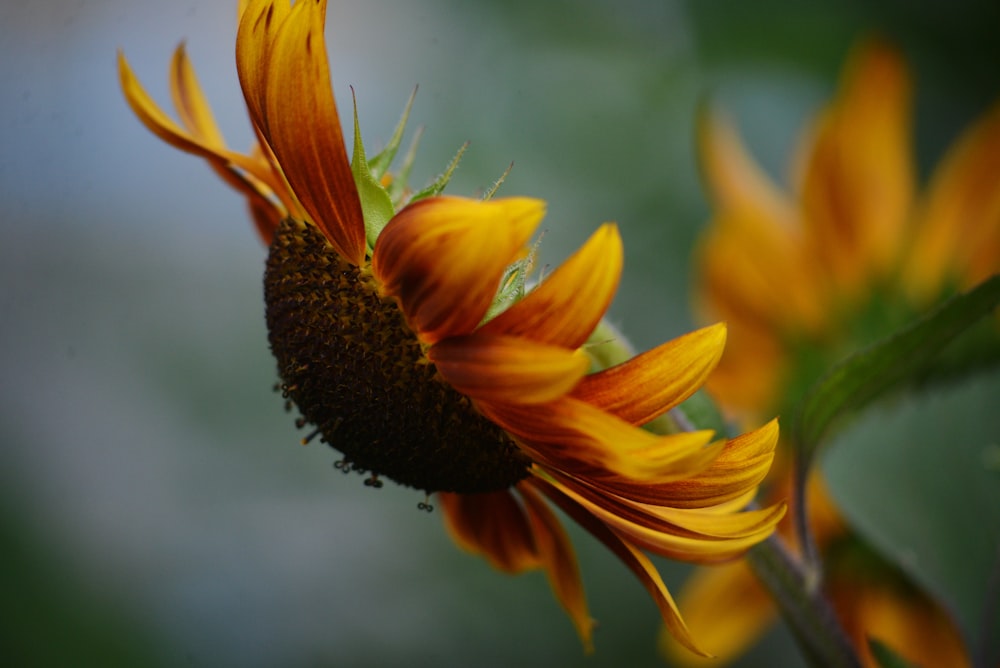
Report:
373,196,545,344
572,323,726,426
236,0,366,264
429,334,590,404
169,43,226,147
438,490,540,573
531,475,710,657
662,560,776,665
479,223,623,348
518,481,595,651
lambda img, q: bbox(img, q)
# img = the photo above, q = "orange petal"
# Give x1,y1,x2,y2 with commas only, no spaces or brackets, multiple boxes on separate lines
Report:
478,223,623,349
373,196,545,344
572,324,726,425
438,490,541,574
236,0,366,264
661,560,777,666
518,481,595,651
429,334,590,404
799,40,914,296
531,475,710,657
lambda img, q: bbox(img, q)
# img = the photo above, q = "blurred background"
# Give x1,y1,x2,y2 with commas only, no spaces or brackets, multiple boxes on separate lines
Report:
2,0,998,665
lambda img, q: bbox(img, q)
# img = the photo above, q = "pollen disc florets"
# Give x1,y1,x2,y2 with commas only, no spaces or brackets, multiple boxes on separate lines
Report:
264,218,531,494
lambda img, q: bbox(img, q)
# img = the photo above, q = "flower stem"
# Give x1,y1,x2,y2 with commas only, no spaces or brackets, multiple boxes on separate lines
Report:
746,533,862,668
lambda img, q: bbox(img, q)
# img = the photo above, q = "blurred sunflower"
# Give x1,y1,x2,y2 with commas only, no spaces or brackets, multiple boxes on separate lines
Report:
665,39,999,666
118,0,785,655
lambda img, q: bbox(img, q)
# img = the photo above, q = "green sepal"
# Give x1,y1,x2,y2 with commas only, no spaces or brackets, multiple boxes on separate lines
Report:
369,88,417,182
407,142,468,204
867,639,918,668
349,90,396,249
483,163,514,201
483,240,536,323
793,273,1000,465
388,126,424,207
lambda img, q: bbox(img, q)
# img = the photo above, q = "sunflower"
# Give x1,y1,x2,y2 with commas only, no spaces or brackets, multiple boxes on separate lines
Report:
665,39,998,666
118,0,785,654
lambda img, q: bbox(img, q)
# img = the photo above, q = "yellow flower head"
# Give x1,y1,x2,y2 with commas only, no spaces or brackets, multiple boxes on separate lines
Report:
670,39,996,666
119,0,785,654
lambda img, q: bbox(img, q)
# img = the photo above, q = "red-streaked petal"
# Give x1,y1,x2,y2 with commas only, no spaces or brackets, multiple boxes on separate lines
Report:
479,223,623,348
438,490,541,574
479,397,722,483
531,475,710,657
429,334,590,405
236,0,366,264
572,323,726,426
518,480,595,651
373,196,545,344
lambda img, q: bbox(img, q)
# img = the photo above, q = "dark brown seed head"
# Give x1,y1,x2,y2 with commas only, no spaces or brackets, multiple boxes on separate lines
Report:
264,218,531,494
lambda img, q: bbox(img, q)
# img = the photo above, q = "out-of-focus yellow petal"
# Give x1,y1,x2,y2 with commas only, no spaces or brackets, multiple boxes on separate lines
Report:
169,43,226,147
698,107,796,226
479,224,623,349
518,481,595,652
799,40,914,297
429,334,589,405
904,101,1000,303
704,320,787,418
373,196,545,344
572,323,726,425
438,490,541,574
480,397,721,483
118,49,286,239
531,475,711,657
236,0,366,264
662,560,777,666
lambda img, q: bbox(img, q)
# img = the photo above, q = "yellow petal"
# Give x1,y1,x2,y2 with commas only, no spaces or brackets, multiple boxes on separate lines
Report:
169,43,225,147
429,334,590,404
799,39,914,296
478,223,623,348
904,101,1000,303
236,0,367,264
480,397,721,483
662,560,777,666
572,323,726,425
531,475,710,657
118,48,287,239
373,196,545,344
518,481,595,652
438,490,541,574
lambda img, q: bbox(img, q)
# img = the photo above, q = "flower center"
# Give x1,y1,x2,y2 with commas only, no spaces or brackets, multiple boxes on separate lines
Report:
264,218,531,494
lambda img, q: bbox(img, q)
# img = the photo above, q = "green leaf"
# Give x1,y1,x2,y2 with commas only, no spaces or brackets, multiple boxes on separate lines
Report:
349,91,396,248
867,638,918,668
794,274,1000,463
